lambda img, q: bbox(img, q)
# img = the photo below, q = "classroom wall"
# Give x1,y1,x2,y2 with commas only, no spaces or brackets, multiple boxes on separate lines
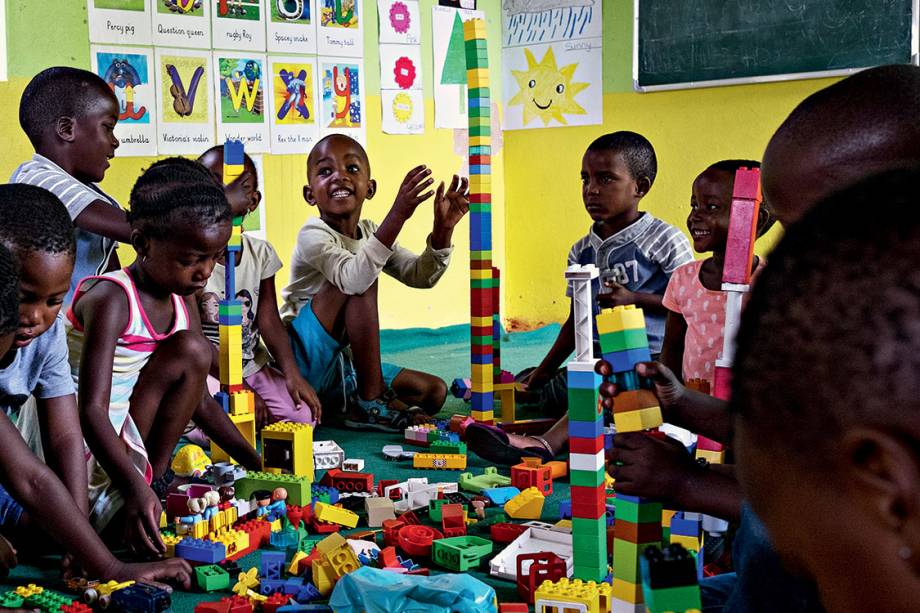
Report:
502,0,838,329
0,0,505,330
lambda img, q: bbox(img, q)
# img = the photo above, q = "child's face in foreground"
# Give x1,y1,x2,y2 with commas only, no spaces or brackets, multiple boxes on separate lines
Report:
199,150,261,219
305,137,375,221
139,223,231,296
69,93,120,184
15,250,72,349
688,168,734,253
581,150,642,225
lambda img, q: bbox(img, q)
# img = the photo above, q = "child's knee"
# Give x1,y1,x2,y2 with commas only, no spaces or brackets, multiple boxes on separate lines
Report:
164,330,211,373
423,377,448,413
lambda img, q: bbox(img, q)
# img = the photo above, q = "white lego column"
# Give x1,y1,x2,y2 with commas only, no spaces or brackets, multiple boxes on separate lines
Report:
565,264,599,363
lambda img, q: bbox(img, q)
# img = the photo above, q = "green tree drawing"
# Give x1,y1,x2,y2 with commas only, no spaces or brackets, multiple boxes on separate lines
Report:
440,11,468,114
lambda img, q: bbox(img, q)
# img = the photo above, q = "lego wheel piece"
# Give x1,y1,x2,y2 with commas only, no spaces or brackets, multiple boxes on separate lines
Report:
397,524,444,557
383,445,405,460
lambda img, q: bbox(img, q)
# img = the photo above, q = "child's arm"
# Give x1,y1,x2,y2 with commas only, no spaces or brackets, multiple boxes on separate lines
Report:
373,165,436,248
36,395,89,515
256,275,322,423
522,305,576,390
0,412,192,586
598,280,668,313
184,297,262,471
659,311,687,381
73,202,132,244
75,283,165,555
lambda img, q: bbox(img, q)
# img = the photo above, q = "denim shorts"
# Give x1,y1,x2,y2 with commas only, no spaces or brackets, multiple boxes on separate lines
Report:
0,483,24,528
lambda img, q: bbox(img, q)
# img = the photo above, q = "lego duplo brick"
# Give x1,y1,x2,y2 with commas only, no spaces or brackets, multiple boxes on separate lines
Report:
235,472,311,505
596,305,647,335
613,406,663,433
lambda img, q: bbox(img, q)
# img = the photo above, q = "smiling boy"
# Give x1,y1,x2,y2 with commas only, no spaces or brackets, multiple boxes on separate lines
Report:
12,67,133,306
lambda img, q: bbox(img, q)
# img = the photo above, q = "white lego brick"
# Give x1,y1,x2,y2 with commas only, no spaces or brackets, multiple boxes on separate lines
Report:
566,360,600,373
536,599,588,613
489,526,574,581
570,451,604,472
610,599,645,613
343,458,365,472
313,440,344,470
564,264,599,281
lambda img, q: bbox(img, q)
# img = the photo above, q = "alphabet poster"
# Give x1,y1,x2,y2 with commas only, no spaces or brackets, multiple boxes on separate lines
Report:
91,45,158,156
317,0,363,57
154,47,215,154
266,56,320,154
501,0,602,130
213,52,270,152
267,0,318,54
211,0,267,50
152,0,212,49
319,58,365,143
88,0,153,46
431,5,483,129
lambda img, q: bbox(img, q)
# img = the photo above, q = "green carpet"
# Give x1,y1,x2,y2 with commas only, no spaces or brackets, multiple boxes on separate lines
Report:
1,324,562,611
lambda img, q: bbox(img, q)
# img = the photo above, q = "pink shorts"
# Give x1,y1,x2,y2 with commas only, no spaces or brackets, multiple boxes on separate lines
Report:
206,364,315,426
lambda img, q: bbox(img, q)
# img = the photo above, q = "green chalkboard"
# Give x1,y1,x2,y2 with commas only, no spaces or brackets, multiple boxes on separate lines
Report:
636,0,915,90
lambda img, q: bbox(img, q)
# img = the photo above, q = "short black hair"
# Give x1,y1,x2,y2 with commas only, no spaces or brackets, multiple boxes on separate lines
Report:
586,131,658,187
307,134,371,176
128,157,231,240
705,159,776,237
0,184,76,258
733,167,920,468
198,145,259,190
19,67,116,148
0,243,20,338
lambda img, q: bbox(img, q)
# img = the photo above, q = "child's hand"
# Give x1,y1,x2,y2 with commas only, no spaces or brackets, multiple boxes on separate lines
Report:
519,367,551,391
432,175,470,239
607,432,698,506
115,558,193,590
391,165,435,220
597,280,637,308
598,360,685,422
122,485,166,557
253,391,271,430
285,372,322,425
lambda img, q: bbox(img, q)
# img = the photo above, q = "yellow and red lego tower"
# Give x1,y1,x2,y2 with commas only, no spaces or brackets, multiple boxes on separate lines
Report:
211,139,257,463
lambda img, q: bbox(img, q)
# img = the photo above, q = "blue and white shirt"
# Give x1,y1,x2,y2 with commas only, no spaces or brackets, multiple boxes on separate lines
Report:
566,213,693,354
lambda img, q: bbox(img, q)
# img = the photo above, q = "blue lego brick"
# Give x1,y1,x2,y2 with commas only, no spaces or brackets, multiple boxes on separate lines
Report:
471,352,493,364
261,551,285,579
311,484,340,505
224,140,245,165
470,237,492,251
671,513,702,537
468,97,489,108
614,370,642,391
296,582,322,603
568,369,602,389
603,346,653,373
469,164,490,175
469,145,491,156
559,499,572,519
218,313,243,325
175,538,226,564
569,419,604,439
283,578,305,595
214,391,230,413
483,486,521,505
260,578,285,595
470,392,494,410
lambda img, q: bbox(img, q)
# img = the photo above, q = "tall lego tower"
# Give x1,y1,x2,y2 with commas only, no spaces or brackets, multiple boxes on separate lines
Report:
596,304,664,612
211,139,257,463
464,17,494,424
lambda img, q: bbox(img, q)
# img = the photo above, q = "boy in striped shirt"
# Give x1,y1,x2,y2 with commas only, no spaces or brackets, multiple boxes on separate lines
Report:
11,67,132,306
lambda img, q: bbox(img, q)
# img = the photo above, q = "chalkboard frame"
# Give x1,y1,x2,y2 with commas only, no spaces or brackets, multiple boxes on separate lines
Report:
632,0,920,92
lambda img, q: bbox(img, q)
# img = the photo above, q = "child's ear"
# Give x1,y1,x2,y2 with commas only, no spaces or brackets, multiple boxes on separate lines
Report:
635,176,651,198
250,189,262,213
366,178,377,200
303,184,316,206
841,426,920,573
756,204,777,237
55,116,76,143
130,229,149,261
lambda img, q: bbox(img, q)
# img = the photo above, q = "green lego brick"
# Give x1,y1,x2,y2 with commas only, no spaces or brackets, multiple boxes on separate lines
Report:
471,250,492,260
471,278,492,289
573,516,607,543
431,440,467,455
470,203,492,213
232,215,245,227
615,497,664,523
219,303,242,316
599,328,649,352
470,125,491,137
468,87,490,100
568,387,601,421
570,466,606,487
469,105,491,118
196,564,231,591
613,538,640,580
235,471,312,506
0,593,23,609
432,536,493,572
572,561,608,583
645,585,702,612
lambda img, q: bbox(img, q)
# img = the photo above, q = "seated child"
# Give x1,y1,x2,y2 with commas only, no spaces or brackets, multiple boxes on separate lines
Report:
11,67,132,305
195,145,321,430
732,168,920,612
67,158,259,556
0,239,192,587
467,131,693,463
281,134,469,431
0,185,89,527
660,159,775,382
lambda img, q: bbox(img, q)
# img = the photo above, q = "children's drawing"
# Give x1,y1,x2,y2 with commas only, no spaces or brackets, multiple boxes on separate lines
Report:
380,45,422,91
88,0,152,45
214,53,270,151
212,0,266,50
267,57,320,153
382,89,423,134
320,0,358,28
319,58,365,142
92,46,157,155
218,57,265,123
501,0,602,130
267,0,317,53
378,0,420,44
159,0,203,14
508,47,587,126
432,5,484,129
154,47,214,154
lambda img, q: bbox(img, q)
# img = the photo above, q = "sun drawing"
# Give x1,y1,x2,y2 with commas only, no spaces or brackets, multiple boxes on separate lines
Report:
509,47,588,126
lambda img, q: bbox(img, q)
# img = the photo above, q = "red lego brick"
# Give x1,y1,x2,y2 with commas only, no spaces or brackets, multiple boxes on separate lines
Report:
569,436,604,455
397,524,443,557
490,522,529,544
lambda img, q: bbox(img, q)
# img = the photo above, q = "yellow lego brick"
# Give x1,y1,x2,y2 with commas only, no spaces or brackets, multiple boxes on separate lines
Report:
316,533,361,578
470,135,490,147
471,363,492,382
611,578,643,603
471,315,492,328
270,518,281,532
469,174,492,188
554,519,572,531
261,421,314,479
670,534,700,552
462,18,487,40
696,448,725,464
212,412,256,464
162,533,183,558
314,502,359,528
230,390,254,416
504,486,544,519
596,305,647,334
467,67,489,84
191,519,209,539
289,551,308,575
470,410,493,422
662,508,676,528
471,267,492,280
312,559,336,596
613,406,663,433
493,382,517,422
534,578,611,613
413,453,467,470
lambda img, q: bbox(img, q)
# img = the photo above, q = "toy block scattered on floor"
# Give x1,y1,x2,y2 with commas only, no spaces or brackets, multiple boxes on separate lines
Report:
262,421,314,479
505,486,545,519
640,544,702,613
